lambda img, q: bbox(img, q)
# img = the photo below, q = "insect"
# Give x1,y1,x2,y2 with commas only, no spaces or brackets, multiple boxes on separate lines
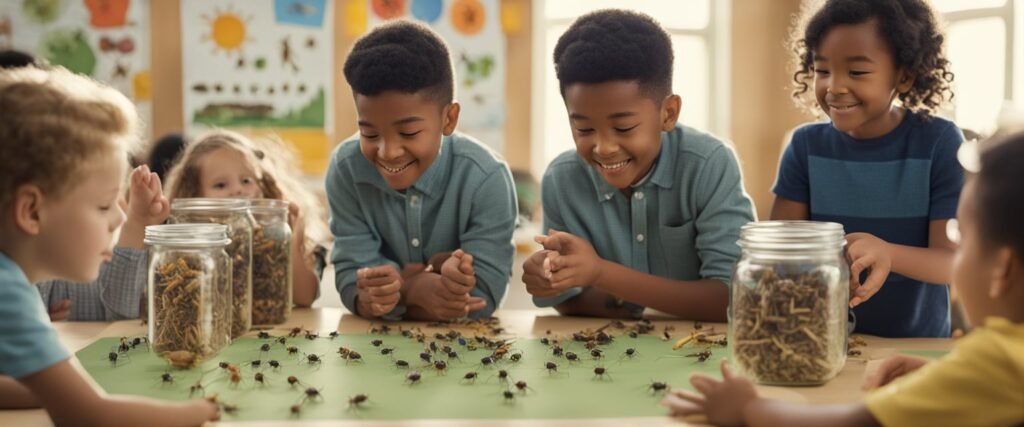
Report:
288,326,303,338
302,386,323,403
394,360,410,369
509,352,522,363
287,376,301,387
304,331,318,340
590,349,604,360
290,404,303,415
848,349,862,357
306,354,323,365
189,381,205,397
226,364,242,385
628,331,639,338
337,346,352,358
348,394,368,409
277,337,287,345
329,331,340,339
106,351,127,366
479,356,494,367
462,371,479,383
540,337,550,346
257,331,271,339
254,372,266,385
286,346,300,355
268,360,281,369
593,366,611,380
160,372,174,384
544,362,559,374
686,350,712,363
647,381,669,394
250,360,262,368
380,347,395,356
565,352,579,363
420,352,433,363
495,369,510,383
259,343,271,353
433,360,448,374
345,351,363,363
371,339,383,347
405,371,422,385
502,389,516,402
514,380,532,393
552,346,564,357
446,350,461,361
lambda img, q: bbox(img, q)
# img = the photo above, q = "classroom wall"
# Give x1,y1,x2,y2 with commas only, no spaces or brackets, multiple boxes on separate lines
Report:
151,0,803,219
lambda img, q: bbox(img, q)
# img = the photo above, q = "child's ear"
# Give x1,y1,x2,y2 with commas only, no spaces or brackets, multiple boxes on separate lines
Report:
989,247,1015,298
660,94,682,132
12,185,44,236
895,68,915,94
442,101,461,136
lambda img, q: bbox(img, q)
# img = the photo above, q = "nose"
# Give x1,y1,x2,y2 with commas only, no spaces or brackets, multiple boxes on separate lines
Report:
826,75,849,95
378,139,404,162
593,134,621,158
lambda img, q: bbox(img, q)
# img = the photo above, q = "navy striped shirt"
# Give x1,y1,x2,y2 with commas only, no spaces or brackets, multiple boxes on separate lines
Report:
773,112,964,337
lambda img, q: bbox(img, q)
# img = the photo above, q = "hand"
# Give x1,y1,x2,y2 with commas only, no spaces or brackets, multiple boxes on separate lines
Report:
535,230,602,290
356,265,402,317
286,201,300,227
186,398,220,422
48,299,72,321
862,354,930,390
427,251,453,274
401,263,428,280
846,232,892,308
126,165,170,227
439,250,487,313
661,360,758,427
522,249,561,297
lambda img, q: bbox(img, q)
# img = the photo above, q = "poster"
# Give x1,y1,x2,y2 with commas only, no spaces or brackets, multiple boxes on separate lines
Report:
1,0,152,135
181,0,333,174
362,0,506,152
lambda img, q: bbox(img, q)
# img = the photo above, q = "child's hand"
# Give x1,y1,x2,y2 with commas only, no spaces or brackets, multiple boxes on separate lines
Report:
661,360,758,427
440,249,477,297
846,232,892,308
522,249,562,297
356,265,402,317
535,230,602,290
286,201,300,227
48,299,72,321
127,165,170,227
186,397,220,422
863,354,930,390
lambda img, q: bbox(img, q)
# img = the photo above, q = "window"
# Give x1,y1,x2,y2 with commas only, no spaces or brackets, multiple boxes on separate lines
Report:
530,0,729,176
935,0,1021,135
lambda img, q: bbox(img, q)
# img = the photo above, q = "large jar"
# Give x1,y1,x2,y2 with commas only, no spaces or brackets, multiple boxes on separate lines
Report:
170,198,254,337
146,224,232,359
730,221,849,385
249,199,293,325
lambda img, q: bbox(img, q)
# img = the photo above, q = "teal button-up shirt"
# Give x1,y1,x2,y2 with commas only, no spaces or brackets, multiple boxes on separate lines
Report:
326,132,517,318
534,123,756,308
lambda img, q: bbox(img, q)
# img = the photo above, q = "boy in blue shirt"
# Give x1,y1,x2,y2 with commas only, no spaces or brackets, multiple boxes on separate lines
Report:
0,68,217,425
523,10,756,320
771,0,963,337
327,21,517,321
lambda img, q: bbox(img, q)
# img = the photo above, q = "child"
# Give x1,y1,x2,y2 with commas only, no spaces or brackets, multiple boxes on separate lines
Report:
522,10,755,320
0,67,218,424
771,0,963,337
328,20,517,321
164,129,327,307
664,130,1024,427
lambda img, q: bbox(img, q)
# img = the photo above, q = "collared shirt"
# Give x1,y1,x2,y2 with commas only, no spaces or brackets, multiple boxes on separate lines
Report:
534,123,756,308
865,317,1024,426
37,247,147,321
326,132,517,318
0,252,70,378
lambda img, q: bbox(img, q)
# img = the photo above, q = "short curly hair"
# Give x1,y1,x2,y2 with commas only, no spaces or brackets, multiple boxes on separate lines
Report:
790,0,954,116
0,67,140,216
553,9,673,100
343,20,454,105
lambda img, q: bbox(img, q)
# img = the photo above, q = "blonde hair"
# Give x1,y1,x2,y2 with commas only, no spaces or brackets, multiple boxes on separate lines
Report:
0,67,140,214
165,129,328,243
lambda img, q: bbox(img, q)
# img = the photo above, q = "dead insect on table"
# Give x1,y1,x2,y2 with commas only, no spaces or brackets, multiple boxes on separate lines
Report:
394,359,410,369
593,366,611,380
687,350,712,362
433,360,448,375
405,371,422,385
462,371,479,383
348,394,368,409
647,380,669,394
371,339,383,347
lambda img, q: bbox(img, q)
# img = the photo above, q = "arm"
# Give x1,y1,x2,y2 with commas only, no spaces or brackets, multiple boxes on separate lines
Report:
740,400,880,427
0,375,39,408
591,264,729,321
38,248,148,321
289,214,319,307
885,220,955,284
553,286,641,318
17,359,217,427
770,196,810,220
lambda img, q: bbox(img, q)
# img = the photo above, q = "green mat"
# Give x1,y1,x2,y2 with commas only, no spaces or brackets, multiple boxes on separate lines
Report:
77,333,724,421
900,350,948,359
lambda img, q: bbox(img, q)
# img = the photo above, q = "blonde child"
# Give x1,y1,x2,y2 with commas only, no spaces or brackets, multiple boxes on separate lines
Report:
0,67,218,424
664,131,1024,427
164,129,327,307
771,0,963,336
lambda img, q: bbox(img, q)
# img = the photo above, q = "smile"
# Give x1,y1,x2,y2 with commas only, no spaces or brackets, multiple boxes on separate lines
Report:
598,159,631,170
378,160,415,174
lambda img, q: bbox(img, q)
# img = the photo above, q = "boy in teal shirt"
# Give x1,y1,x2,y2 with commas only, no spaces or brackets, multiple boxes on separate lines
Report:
327,21,517,321
523,10,755,320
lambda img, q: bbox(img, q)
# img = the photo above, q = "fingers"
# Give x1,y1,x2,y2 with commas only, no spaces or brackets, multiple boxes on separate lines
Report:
48,299,72,321
669,389,707,406
358,265,399,280
689,374,718,395
720,359,734,380
660,393,703,417
466,297,487,312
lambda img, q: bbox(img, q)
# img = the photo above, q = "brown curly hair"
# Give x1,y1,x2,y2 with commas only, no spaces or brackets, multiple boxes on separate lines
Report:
0,67,140,216
789,0,955,117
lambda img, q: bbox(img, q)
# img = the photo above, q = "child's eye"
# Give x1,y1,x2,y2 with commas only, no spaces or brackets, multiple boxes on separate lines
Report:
814,69,830,75
360,133,379,139
242,178,255,185
213,183,226,189
850,71,869,77
575,128,594,134
614,124,640,133
99,205,112,211
399,131,422,138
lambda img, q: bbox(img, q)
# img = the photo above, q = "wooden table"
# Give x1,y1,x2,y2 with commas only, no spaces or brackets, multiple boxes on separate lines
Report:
2,308,954,426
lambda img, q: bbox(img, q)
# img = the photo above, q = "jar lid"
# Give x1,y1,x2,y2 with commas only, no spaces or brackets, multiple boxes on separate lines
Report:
248,198,290,213
171,198,249,212
738,221,846,252
144,224,231,247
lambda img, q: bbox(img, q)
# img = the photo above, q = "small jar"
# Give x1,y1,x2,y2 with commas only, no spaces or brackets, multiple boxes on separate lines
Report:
170,198,254,337
730,221,849,385
249,199,293,325
146,224,233,359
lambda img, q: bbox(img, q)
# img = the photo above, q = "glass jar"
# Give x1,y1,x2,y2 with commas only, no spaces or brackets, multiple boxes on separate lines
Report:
170,198,254,337
249,199,293,325
146,224,233,360
730,221,849,385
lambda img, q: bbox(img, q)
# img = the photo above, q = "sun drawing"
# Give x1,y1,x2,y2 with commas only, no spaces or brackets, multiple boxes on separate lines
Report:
201,6,252,56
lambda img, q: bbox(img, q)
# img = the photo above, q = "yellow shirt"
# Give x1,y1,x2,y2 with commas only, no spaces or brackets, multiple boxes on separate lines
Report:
865,317,1024,427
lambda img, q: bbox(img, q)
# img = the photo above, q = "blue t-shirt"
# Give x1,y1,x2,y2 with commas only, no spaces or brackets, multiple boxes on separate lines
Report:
773,112,964,338
0,252,70,378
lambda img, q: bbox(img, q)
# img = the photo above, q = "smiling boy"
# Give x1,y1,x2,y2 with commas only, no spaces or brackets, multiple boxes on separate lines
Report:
523,10,755,320
327,21,517,321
